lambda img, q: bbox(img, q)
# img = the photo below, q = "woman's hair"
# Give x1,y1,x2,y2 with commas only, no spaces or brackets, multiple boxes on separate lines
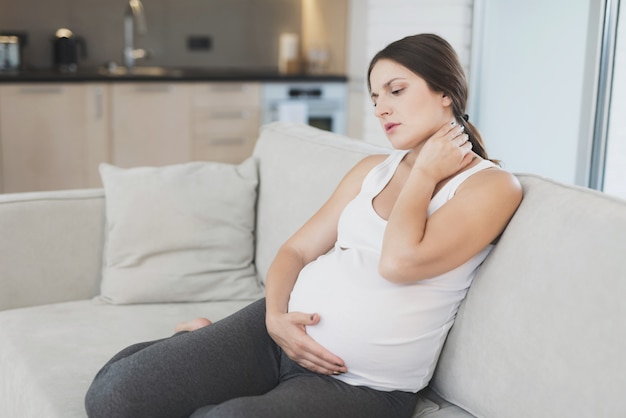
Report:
367,33,494,162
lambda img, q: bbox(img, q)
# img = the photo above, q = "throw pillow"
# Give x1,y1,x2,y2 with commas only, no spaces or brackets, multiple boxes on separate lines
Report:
98,158,264,304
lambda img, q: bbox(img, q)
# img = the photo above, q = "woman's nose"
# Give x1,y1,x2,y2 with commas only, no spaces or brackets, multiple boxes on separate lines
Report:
374,99,391,118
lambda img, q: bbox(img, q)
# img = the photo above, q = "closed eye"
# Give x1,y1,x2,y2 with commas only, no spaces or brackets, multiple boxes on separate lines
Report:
391,88,404,95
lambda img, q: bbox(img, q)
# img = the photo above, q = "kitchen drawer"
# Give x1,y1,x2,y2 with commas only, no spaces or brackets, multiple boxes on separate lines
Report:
192,108,259,137
192,136,256,164
191,108,259,164
192,83,261,107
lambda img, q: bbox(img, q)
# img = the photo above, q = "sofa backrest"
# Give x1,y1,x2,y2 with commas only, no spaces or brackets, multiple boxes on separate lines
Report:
431,174,626,417
252,122,389,284
0,189,106,310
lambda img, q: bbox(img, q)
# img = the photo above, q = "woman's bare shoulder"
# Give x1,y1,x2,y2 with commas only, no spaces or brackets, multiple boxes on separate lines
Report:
479,164,520,188
333,153,391,195
460,162,522,202
352,153,390,174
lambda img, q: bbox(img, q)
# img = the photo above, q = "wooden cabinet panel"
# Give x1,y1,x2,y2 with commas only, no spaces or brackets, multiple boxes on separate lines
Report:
111,83,191,168
0,84,109,193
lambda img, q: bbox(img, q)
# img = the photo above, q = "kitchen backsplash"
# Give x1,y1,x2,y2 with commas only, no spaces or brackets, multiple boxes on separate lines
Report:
0,0,345,72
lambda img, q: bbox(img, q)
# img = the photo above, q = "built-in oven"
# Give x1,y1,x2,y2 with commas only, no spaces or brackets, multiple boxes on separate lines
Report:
261,81,347,135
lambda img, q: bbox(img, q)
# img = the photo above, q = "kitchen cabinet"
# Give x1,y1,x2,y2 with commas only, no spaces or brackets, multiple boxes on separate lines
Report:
191,83,261,164
110,83,191,167
0,80,263,193
0,83,109,193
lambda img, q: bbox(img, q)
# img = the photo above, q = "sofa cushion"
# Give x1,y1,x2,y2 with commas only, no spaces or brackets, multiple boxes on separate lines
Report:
99,159,264,304
0,297,467,418
0,299,254,418
252,122,390,282
431,174,626,417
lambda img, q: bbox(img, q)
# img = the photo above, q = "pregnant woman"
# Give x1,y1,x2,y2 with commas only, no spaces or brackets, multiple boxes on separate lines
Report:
85,33,522,418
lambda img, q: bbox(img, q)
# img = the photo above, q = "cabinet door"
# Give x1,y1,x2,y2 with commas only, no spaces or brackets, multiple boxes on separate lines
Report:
0,84,109,193
111,83,191,167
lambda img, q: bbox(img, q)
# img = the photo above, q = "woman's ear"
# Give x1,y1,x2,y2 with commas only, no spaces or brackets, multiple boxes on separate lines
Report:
441,93,453,107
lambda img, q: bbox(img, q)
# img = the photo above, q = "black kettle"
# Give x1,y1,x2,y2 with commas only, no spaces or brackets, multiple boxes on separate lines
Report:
53,28,87,72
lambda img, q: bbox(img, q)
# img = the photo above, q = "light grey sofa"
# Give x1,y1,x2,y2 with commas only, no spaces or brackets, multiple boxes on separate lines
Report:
1,122,626,418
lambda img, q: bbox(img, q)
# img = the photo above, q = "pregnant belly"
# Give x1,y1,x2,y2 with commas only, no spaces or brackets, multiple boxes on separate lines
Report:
288,248,448,391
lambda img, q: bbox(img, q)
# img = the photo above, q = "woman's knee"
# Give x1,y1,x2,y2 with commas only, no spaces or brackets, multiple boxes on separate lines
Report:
84,339,173,417
84,363,155,418
84,372,117,417
84,368,125,417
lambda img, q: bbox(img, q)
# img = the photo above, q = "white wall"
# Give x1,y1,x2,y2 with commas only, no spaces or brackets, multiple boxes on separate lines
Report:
470,0,603,185
346,0,474,146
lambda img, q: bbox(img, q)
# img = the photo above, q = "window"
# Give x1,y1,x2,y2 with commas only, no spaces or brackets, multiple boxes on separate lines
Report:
602,2,626,198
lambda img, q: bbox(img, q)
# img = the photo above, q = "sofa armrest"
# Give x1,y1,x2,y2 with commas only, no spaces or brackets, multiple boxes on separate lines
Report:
0,189,105,311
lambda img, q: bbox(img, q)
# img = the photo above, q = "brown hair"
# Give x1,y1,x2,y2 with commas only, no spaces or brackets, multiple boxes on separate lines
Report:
367,33,495,163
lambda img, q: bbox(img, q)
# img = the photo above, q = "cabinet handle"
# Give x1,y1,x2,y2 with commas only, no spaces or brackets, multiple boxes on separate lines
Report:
209,138,247,146
209,110,250,119
94,87,103,120
19,86,64,94
134,85,172,93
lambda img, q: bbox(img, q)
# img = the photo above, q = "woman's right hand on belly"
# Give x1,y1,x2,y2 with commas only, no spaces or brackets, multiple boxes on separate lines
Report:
266,311,347,376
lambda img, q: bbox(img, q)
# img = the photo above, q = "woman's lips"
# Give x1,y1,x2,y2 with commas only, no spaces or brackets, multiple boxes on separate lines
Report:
385,122,399,133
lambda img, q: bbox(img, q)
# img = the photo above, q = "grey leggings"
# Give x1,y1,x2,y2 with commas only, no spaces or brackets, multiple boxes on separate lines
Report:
85,299,418,418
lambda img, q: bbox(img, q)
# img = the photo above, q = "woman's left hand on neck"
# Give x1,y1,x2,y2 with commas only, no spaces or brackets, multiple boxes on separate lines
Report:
411,120,475,183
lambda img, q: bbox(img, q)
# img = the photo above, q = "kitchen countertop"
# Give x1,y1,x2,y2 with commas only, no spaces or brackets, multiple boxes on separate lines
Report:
0,66,348,83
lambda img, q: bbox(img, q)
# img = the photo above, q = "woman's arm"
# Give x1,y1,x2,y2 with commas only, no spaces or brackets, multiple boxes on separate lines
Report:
265,154,385,375
379,123,523,283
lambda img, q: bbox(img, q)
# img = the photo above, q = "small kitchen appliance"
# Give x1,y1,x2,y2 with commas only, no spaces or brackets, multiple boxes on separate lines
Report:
53,28,86,72
0,35,21,72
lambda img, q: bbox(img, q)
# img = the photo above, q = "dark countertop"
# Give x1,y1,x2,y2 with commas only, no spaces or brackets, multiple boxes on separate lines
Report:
0,66,348,83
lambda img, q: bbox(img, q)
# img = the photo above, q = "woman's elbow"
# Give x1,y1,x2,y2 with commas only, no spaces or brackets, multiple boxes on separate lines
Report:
378,254,426,283
378,261,403,283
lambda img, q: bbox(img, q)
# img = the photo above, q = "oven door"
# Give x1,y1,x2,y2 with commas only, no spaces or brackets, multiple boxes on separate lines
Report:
265,99,346,135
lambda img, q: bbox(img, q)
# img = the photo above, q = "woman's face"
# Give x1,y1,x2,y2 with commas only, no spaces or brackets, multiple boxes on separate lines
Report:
369,59,453,150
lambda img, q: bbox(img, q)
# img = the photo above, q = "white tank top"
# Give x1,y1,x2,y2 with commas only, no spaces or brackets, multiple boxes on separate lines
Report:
288,150,496,392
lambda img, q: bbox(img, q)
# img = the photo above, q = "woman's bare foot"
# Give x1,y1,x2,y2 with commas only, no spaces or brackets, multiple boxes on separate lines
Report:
174,317,213,333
